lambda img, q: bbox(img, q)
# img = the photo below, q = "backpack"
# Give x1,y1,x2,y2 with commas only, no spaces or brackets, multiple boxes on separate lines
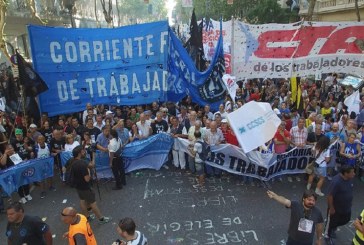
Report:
196,140,211,161
65,157,76,188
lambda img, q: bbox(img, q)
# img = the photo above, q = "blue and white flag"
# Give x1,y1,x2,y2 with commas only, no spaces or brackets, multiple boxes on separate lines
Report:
0,157,54,196
27,21,169,116
167,27,226,111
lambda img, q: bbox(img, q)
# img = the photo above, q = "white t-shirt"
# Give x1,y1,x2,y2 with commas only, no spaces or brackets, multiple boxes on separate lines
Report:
193,140,203,163
314,148,330,167
108,138,121,154
126,231,148,245
64,141,80,152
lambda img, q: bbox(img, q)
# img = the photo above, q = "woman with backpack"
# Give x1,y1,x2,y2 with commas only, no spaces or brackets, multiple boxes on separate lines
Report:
307,135,331,197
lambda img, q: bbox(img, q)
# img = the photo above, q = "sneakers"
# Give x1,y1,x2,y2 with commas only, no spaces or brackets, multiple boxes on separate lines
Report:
25,195,32,201
315,189,325,197
19,197,27,204
98,216,111,225
295,176,301,182
87,213,96,221
40,191,46,199
287,176,293,182
306,184,311,190
162,165,169,169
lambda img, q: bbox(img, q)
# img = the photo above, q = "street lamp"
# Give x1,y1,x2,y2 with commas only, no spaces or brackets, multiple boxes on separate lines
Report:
62,0,76,27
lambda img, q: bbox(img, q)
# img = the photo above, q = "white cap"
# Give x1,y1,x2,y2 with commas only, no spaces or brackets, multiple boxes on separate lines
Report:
29,123,37,128
221,119,228,123
105,110,114,116
273,108,281,115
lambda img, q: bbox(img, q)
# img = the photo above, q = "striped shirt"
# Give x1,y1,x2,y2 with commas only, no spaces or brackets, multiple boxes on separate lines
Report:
290,126,308,147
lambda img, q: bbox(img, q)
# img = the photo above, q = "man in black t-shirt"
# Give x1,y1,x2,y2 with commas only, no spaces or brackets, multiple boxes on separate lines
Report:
11,128,34,160
267,190,324,245
83,118,101,143
6,202,52,245
151,112,168,135
325,165,355,243
50,128,65,179
71,146,111,225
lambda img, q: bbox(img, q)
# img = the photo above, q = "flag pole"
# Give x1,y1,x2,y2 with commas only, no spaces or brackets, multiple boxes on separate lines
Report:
20,84,27,127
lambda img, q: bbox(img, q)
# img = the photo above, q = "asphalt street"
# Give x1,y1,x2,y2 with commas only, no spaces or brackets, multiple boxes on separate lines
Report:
0,167,363,245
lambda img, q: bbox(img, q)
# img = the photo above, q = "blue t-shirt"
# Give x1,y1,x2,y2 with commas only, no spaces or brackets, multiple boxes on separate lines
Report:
343,142,359,166
327,174,354,214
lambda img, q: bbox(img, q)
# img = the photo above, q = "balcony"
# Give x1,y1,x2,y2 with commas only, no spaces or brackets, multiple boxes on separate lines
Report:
299,0,364,20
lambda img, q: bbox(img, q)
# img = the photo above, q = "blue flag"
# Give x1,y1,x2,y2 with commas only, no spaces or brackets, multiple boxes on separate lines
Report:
167,27,225,111
27,21,169,116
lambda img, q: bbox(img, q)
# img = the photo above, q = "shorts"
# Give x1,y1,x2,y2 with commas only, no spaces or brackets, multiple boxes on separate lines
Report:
194,161,204,176
314,166,327,177
76,188,96,204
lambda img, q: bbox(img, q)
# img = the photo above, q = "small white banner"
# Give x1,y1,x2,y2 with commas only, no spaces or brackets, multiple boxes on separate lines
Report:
222,74,239,102
344,90,361,115
227,101,281,153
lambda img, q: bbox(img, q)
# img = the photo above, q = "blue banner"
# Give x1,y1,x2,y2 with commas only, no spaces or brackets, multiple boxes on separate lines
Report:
27,21,169,116
59,133,174,178
0,157,54,196
167,28,226,111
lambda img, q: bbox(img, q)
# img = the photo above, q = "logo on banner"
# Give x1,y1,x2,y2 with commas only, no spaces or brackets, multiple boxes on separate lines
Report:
22,167,35,177
198,55,226,102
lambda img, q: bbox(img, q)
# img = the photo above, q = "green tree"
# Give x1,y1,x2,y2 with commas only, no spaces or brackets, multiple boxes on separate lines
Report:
174,0,294,24
245,0,293,24
116,0,168,25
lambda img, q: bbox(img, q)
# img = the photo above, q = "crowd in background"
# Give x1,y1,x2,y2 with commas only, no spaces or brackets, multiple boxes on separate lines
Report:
0,73,363,202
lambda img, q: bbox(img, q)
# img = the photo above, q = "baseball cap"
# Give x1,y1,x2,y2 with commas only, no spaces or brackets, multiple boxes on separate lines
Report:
15,128,23,135
221,119,228,123
105,110,114,116
29,124,37,128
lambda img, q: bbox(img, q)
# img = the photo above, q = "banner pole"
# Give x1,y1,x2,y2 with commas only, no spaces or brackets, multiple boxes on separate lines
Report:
231,16,235,75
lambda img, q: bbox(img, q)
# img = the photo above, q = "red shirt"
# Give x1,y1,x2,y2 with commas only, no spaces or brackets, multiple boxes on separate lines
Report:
285,119,292,131
249,93,261,102
274,129,291,153
225,129,239,146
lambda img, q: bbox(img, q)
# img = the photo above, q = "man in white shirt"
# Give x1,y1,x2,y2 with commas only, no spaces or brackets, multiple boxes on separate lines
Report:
168,116,188,170
82,103,97,125
94,114,105,130
136,113,152,139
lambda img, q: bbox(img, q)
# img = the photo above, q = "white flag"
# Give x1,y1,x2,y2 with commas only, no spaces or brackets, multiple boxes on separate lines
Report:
344,90,361,115
0,97,5,112
222,74,239,102
227,101,281,153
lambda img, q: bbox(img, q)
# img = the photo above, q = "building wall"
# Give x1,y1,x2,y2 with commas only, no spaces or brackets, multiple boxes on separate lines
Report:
319,9,364,21
299,0,364,21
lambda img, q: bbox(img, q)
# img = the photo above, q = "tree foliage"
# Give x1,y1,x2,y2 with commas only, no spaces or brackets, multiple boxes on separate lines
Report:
115,0,168,25
245,0,293,24
174,0,296,24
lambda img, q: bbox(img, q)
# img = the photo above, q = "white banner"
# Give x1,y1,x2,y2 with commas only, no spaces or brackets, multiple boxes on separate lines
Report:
176,138,314,181
233,21,364,79
200,18,232,73
222,74,238,102
227,101,281,153
344,90,361,115
0,97,5,111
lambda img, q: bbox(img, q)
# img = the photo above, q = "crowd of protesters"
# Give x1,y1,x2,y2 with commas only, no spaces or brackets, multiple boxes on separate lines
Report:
1,72,364,244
